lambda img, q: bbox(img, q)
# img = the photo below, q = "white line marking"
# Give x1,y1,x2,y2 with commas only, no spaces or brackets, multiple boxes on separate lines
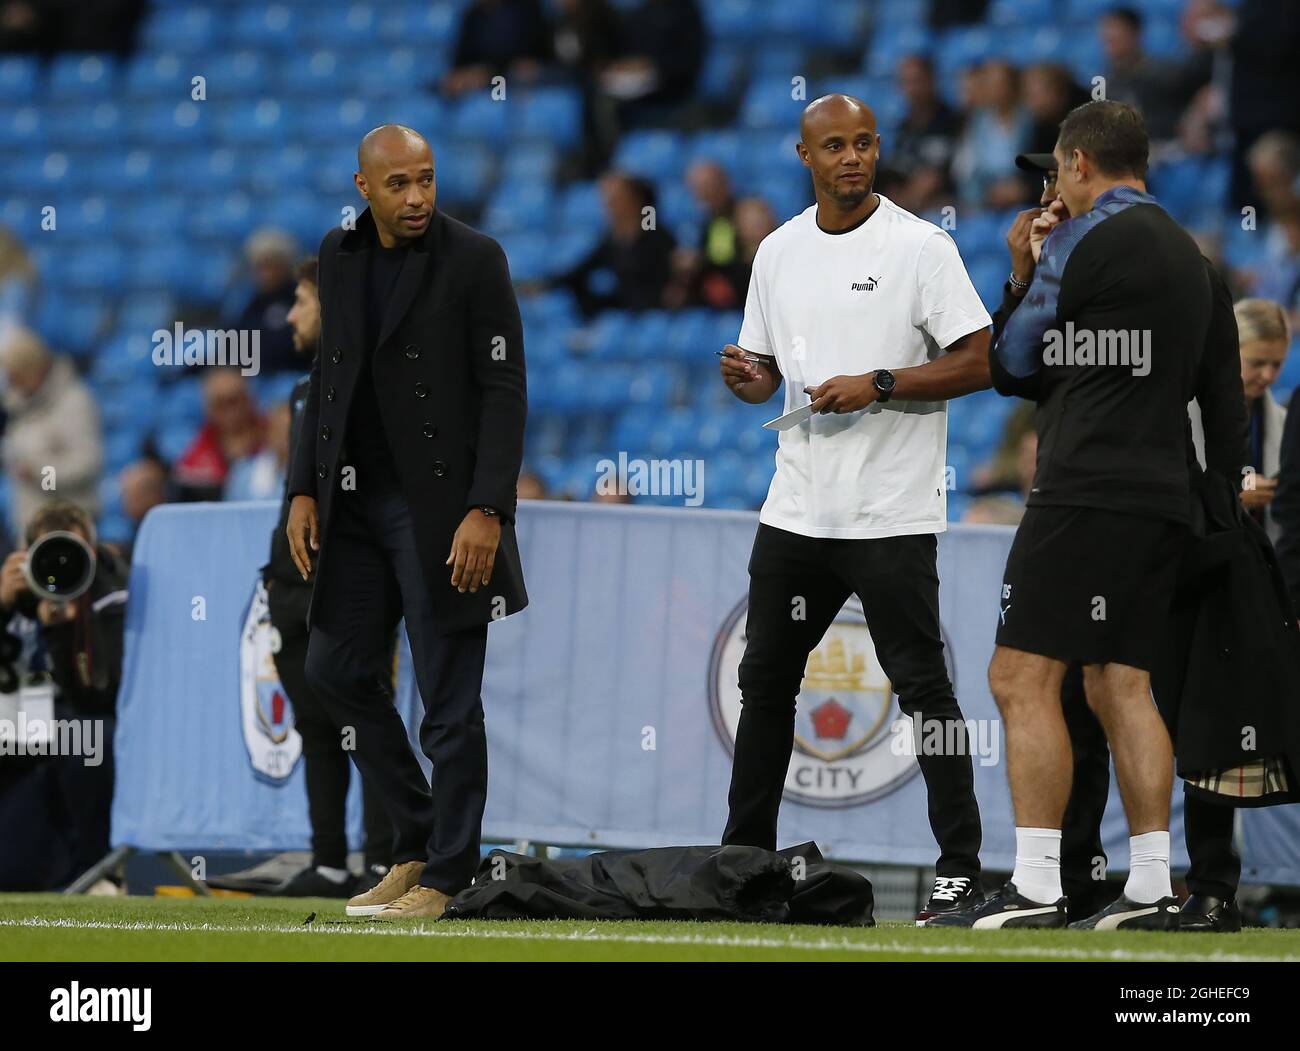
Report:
1,917,1296,962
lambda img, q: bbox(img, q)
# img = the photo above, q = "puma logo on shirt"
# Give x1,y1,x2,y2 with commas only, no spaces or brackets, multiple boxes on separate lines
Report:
850,277,881,291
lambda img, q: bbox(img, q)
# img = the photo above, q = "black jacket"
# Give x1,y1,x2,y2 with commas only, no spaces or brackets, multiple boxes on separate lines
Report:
443,842,874,925
264,374,311,589
287,208,528,632
990,188,1216,523
1155,470,1300,804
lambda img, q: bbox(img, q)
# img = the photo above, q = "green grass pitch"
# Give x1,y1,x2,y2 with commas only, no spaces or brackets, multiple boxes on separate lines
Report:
3,894,1299,961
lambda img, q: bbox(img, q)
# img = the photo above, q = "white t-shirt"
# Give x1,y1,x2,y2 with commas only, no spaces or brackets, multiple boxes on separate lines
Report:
738,196,992,540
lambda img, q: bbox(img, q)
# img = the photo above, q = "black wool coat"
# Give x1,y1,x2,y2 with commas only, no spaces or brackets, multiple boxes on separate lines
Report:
287,207,528,632
1155,470,1300,805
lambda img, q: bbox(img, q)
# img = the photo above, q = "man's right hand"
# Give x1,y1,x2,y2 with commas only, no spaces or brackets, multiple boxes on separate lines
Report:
286,495,319,581
1006,207,1040,290
719,344,779,404
0,549,26,609
1029,199,1068,263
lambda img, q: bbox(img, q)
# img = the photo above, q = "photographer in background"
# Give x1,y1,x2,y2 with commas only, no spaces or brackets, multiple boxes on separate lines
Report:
0,500,128,891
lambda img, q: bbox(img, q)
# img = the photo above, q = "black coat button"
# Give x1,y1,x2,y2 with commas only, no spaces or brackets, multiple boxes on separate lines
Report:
317,463,328,478
331,348,343,364
326,385,336,402
414,382,429,399
422,423,437,438
432,460,446,477
321,425,331,440
404,344,420,360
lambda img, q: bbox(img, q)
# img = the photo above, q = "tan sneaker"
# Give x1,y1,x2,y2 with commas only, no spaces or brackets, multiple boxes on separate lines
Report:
377,885,451,920
345,860,424,916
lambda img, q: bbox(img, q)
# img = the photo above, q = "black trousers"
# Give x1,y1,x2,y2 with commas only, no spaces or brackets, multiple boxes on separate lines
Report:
268,578,391,872
1060,668,1241,908
304,482,489,895
722,524,983,879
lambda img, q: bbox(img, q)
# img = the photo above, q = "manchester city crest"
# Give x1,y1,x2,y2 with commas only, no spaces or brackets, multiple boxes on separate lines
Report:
709,595,954,807
239,579,302,782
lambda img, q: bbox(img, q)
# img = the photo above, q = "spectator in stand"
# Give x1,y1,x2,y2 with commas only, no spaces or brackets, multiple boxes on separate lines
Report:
172,368,265,502
951,60,1034,209
442,0,552,97
224,400,289,502
556,172,676,316
118,456,168,545
887,54,962,214
1228,0,1300,210
595,0,703,132
1246,132,1300,225
225,229,300,377
0,227,37,339
1097,6,1211,145
669,161,739,309
552,0,622,172
0,327,101,535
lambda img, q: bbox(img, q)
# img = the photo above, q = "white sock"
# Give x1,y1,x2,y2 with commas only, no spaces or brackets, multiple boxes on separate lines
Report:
1011,827,1062,903
1124,830,1171,903
315,865,350,884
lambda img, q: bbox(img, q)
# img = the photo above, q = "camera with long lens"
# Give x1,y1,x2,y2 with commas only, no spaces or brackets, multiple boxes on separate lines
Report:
23,530,96,604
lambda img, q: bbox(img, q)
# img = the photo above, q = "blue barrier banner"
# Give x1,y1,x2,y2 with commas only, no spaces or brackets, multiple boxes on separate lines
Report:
111,500,1300,884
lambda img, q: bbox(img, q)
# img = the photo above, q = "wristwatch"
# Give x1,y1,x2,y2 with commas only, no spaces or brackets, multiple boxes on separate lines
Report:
476,505,499,518
872,369,896,403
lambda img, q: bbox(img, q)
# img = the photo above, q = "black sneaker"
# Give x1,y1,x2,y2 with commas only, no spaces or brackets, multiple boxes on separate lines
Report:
926,880,1067,929
915,876,984,926
1069,894,1180,930
272,866,354,899
350,863,389,898
1177,894,1242,933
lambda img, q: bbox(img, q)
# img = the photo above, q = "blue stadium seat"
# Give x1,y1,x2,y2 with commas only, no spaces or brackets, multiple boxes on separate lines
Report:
126,100,207,147
231,5,302,51
863,24,933,77
559,182,606,231
483,182,555,234
48,54,118,100
0,55,40,100
139,5,223,54
702,0,768,42
0,104,44,154
614,129,688,183
375,1,458,48
739,76,808,130
214,98,287,144
123,52,191,99
204,50,273,98
451,92,511,140
519,88,583,148
277,49,349,97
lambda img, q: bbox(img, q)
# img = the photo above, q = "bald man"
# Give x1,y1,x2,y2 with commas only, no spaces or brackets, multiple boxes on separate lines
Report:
717,95,993,924
285,125,528,919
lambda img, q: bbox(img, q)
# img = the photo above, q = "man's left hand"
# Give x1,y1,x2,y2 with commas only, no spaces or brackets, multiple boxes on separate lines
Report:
447,509,501,593
808,374,880,414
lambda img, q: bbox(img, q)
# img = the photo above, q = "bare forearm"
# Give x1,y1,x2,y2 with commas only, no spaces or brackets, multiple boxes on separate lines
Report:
892,330,991,401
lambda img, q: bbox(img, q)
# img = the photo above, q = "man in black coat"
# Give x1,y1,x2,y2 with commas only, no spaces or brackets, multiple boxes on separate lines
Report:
285,125,528,919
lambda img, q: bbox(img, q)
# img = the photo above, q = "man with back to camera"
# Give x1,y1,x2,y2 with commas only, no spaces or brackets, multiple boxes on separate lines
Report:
986,149,1251,930
718,94,994,925
931,101,1224,931
285,125,528,920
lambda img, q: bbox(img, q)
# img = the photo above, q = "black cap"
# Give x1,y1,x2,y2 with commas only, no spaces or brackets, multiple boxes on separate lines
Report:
1015,152,1057,172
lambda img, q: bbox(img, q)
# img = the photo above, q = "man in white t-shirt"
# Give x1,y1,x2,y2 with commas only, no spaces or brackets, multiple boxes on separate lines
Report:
718,94,994,925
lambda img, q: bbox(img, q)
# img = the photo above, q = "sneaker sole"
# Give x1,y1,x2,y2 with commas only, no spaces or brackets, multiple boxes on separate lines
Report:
345,903,388,916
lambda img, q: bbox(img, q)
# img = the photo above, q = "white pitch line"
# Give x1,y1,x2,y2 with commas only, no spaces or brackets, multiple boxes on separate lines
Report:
1,917,1296,963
